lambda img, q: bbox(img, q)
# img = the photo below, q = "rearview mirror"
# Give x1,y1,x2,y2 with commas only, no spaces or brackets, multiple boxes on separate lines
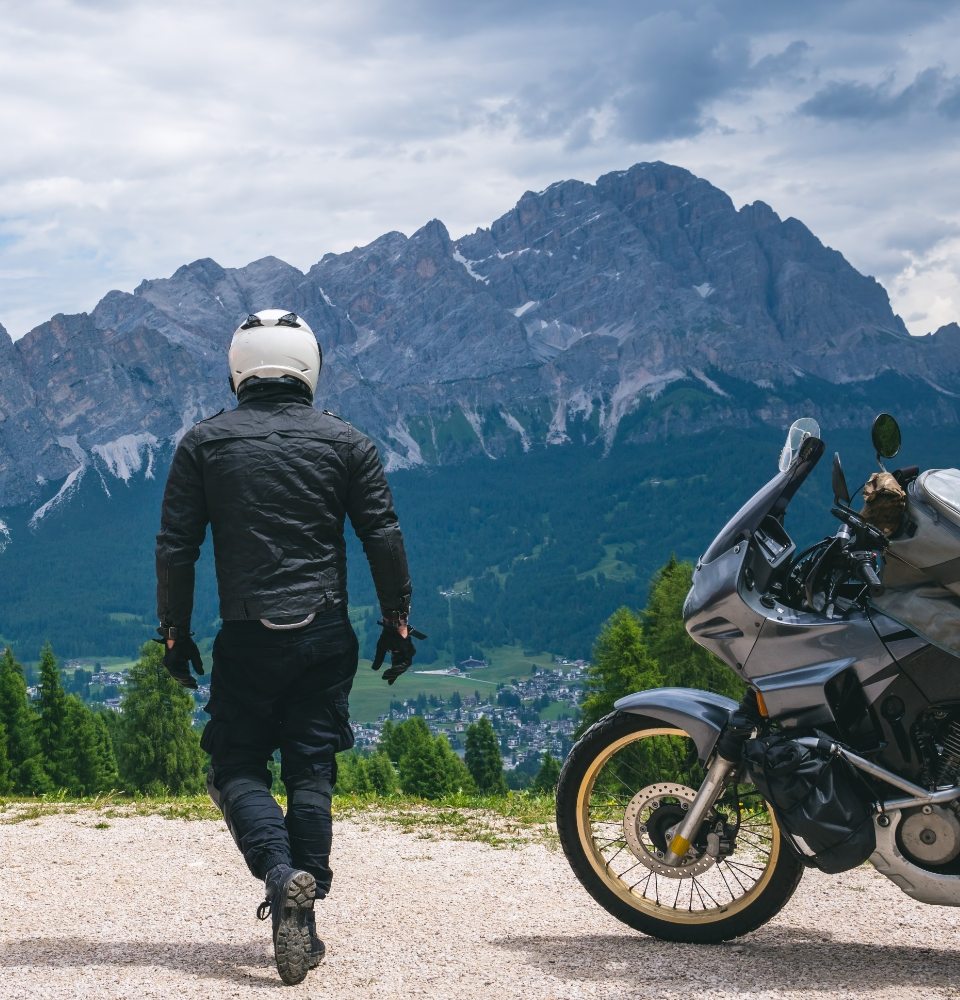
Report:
872,413,901,461
832,453,851,504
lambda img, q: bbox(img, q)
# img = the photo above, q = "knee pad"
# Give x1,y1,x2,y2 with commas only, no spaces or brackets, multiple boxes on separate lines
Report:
210,771,272,847
286,774,333,810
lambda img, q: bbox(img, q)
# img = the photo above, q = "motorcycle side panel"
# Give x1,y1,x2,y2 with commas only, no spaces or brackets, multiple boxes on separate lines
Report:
752,658,855,722
684,545,761,670
614,687,738,763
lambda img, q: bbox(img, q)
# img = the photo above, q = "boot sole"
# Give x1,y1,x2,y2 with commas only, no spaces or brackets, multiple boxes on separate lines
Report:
274,870,316,986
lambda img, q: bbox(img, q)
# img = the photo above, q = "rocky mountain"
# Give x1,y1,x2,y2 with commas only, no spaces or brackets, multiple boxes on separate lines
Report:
3,160,960,518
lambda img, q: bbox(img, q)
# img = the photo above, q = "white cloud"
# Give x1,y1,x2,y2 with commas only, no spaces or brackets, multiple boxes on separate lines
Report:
0,1,958,337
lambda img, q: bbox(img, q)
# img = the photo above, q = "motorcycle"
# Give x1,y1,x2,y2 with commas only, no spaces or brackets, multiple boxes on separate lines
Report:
556,414,960,942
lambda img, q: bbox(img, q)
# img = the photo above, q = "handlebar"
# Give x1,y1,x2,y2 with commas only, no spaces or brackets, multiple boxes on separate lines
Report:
830,504,888,549
849,550,884,595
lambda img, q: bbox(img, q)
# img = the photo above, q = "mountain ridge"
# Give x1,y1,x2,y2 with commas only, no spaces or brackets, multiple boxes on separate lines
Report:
3,160,959,519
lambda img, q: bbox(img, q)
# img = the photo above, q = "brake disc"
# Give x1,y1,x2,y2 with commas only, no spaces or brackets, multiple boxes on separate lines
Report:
622,782,717,879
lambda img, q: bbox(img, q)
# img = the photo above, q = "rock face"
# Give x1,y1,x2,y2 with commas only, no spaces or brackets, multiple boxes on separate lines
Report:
4,161,960,515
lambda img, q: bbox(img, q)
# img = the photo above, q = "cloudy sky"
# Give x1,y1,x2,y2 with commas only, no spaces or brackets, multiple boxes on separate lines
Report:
1,0,958,338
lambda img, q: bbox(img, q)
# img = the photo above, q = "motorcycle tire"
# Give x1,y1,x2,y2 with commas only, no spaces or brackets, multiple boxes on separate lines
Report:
556,710,804,943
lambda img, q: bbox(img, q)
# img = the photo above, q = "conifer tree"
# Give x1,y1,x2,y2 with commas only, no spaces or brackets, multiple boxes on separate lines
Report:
532,751,561,793
64,695,103,795
580,608,662,732
116,642,204,794
365,751,398,796
381,716,431,765
36,642,77,790
0,647,49,793
399,733,473,799
0,716,11,793
464,716,507,794
92,713,120,791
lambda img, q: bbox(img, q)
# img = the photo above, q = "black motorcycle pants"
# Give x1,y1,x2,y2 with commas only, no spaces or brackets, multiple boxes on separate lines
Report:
200,613,358,896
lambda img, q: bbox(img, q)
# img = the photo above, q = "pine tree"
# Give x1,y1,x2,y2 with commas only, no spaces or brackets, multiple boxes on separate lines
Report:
399,734,473,799
532,751,561,793
365,751,398,796
464,716,507,794
36,642,77,790
381,716,431,765
0,647,49,793
580,607,662,732
116,642,204,794
0,716,11,793
64,695,102,795
92,713,120,791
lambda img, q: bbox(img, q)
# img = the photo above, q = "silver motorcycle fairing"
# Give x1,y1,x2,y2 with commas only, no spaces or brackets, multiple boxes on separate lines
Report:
614,686,738,763
871,811,960,907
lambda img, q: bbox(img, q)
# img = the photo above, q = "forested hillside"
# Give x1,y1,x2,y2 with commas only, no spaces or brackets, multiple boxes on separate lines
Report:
2,409,958,663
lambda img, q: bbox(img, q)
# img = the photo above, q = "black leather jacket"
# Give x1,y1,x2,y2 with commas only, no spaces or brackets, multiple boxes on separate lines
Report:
156,382,411,628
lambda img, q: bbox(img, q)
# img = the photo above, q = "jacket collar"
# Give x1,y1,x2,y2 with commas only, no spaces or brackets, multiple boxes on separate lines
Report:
237,380,313,407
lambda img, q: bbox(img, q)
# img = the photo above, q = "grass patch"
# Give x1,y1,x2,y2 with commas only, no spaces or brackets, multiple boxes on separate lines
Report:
0,791,558,847
333,790,558,847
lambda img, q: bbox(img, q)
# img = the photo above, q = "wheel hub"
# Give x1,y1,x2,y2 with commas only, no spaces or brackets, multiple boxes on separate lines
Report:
623,782,717,879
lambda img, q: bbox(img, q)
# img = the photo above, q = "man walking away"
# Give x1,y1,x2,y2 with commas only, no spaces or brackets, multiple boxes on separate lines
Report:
155,309,422,984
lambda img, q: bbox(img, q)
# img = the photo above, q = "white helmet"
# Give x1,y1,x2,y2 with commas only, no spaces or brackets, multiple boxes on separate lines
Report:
228,309,322,395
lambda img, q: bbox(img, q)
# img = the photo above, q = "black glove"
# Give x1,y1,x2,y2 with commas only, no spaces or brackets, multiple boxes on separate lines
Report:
371,621,427,685
161,634,205,690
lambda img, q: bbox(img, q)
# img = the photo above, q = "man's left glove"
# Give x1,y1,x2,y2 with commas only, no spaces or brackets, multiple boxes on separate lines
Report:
371,621,427,685
157,629,205,690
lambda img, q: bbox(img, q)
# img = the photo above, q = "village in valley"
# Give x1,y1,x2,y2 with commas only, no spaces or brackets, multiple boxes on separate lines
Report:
46,651,588,782
351,656,587,778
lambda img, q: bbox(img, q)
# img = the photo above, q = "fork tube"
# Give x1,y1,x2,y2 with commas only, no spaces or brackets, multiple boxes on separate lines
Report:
662,754,736,866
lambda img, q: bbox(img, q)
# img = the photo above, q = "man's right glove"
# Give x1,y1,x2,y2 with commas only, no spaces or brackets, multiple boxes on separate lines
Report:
371,621,427,685
160,632,205,690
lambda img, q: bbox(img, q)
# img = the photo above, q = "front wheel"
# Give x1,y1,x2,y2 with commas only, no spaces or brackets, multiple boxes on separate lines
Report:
556,711,804,943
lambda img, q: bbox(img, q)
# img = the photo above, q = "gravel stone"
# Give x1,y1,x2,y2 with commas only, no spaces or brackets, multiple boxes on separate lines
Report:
1,813,958,999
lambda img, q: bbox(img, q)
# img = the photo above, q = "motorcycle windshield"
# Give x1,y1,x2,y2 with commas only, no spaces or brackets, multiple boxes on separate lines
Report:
701,436,824,564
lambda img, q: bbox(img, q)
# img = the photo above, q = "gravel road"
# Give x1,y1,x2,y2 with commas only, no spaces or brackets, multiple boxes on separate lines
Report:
1,810,958,999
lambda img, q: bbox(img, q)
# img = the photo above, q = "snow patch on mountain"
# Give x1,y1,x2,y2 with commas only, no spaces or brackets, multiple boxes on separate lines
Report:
512,301,539,318
451,249,489,284
693,282,714,298
0,520,10,553
92,433,159,482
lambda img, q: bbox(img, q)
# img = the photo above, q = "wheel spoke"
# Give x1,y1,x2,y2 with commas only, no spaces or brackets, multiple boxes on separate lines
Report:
567,720,791,928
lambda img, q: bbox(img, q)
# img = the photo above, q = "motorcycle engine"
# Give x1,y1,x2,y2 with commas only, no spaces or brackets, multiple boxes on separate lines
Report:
902,714,960,867
899,805,960,866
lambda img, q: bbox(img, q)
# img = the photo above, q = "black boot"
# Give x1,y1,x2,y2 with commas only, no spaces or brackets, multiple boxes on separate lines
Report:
306,910,325,968
257,864,316,985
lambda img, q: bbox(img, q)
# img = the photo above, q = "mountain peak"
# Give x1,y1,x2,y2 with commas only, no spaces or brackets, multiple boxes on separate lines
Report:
2,160,959,508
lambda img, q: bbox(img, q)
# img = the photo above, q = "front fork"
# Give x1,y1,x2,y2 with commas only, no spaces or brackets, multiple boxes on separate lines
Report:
663,692,762,866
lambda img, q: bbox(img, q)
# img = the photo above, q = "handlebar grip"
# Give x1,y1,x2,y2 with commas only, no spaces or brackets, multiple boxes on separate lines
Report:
858,559,883,593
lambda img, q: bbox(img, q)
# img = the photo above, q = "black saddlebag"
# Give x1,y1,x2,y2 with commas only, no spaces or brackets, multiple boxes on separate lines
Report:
743,737,876,874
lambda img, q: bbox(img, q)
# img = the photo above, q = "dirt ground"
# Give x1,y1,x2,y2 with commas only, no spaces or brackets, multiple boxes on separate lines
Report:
1,811,958,999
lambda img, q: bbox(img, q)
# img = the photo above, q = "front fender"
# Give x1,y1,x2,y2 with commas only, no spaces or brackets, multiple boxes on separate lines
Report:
613,687,738,763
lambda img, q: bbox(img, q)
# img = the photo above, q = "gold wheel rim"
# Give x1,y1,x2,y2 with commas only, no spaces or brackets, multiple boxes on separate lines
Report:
575,726,783,925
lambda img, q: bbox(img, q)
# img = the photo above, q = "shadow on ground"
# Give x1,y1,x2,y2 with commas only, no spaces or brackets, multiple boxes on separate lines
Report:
494,926,959,994
0,938,283,988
